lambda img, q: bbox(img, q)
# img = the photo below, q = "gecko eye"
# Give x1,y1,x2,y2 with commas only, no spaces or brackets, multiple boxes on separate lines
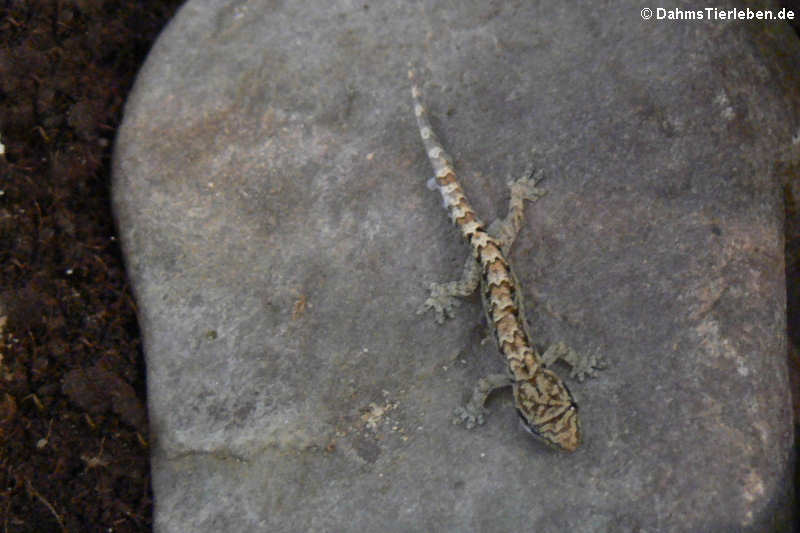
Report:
516,405,580,451
516,409,542,438
516,410,561,450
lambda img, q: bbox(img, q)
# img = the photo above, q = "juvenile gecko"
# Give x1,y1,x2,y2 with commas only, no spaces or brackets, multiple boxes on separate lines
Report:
410,70,602,451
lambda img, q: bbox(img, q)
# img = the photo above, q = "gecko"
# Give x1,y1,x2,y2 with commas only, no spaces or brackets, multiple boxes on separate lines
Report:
410,70,603,452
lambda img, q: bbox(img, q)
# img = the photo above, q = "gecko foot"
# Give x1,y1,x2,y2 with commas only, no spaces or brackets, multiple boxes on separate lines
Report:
508,167,547,203
541,341,607,382
417,282,462,324
452,404,486,429
451,373,512,429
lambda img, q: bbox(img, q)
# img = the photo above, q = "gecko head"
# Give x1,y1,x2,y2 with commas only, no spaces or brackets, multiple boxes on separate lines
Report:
517,403,580,452
514,374,581,452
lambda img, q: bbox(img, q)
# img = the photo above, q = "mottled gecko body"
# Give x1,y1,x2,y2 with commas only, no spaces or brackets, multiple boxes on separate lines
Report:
410,71,601,452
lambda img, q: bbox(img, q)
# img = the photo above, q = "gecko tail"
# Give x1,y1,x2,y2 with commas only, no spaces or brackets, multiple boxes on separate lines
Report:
408,70,456,180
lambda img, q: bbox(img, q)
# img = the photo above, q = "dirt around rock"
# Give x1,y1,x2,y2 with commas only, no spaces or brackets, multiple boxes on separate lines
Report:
0,3,182,531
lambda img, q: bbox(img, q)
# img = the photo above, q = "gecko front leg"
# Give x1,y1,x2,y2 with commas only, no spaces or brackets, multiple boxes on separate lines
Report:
452,373,512,428
541,341,606,382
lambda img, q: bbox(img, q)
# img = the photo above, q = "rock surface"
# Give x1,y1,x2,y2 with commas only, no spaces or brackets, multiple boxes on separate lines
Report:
112,2,800,531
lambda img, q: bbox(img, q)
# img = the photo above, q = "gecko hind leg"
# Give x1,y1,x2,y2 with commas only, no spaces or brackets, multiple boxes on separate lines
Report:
417,254,481,324
452,373,513,429
490,162,547,252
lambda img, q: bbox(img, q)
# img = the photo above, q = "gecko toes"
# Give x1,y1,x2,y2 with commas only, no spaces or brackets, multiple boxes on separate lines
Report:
452,405,486,429
542,342,607,382
417,283,462,323
572,354,608,382
509,178,547,203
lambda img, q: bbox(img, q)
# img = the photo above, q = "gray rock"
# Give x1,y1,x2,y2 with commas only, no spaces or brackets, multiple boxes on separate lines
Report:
112,1,800,531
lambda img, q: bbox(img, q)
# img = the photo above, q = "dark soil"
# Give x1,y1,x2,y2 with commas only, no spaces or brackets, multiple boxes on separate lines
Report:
0,3,183,531
0,2,798,533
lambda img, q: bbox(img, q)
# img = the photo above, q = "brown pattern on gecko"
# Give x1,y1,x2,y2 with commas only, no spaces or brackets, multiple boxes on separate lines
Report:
410,70,602,452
